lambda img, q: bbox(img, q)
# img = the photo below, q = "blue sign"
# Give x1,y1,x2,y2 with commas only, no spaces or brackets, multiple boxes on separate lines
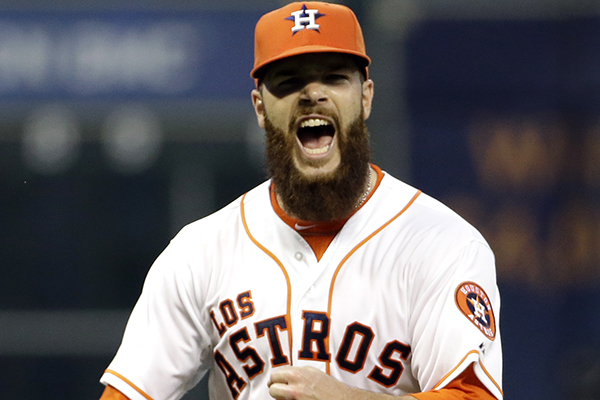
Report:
0,10,261,100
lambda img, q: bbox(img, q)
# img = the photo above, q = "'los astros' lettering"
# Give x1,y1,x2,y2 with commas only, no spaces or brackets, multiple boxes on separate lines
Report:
210,291,411,399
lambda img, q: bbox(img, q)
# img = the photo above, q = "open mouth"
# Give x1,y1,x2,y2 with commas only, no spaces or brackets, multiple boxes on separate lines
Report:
296,117,335,156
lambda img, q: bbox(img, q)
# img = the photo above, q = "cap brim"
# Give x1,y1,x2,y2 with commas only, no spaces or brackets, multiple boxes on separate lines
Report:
251,45,371,79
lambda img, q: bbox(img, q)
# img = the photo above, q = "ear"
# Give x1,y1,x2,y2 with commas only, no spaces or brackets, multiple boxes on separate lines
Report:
361,79,374,120
251,89,266,129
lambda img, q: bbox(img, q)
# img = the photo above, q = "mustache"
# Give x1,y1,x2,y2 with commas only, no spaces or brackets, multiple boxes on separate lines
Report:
288,106,340,131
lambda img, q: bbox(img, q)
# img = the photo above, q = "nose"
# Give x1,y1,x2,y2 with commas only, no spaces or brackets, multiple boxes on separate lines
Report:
298,81,328,106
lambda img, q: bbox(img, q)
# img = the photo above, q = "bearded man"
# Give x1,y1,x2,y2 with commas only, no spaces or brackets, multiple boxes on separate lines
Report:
98,3,503,400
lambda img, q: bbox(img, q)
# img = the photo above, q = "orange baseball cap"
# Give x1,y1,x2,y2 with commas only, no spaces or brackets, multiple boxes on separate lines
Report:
251,1,371,81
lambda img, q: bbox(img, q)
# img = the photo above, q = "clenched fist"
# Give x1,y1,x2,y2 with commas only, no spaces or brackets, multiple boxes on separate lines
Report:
267,366,416,400
268,366,350,400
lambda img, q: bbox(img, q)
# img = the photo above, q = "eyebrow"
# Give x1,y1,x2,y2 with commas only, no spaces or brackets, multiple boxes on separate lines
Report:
270,69,297,78
270,63,354,78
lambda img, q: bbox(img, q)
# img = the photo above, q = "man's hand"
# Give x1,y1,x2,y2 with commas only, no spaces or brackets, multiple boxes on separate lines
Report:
267,366,417,400
268,366,351,400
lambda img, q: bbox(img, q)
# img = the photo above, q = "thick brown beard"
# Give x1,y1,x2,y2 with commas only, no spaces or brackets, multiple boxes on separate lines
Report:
264,110,371,221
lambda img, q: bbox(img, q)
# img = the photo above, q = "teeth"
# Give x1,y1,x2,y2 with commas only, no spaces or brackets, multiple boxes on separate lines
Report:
300,118,330,128
305,145,330,155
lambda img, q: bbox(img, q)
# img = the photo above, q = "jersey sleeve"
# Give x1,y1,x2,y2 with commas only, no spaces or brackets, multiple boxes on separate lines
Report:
409,238,503,400
100,230,213,400
411,363,496,400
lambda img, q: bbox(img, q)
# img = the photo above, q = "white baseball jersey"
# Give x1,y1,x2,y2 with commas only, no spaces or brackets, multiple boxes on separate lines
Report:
101,169,503,400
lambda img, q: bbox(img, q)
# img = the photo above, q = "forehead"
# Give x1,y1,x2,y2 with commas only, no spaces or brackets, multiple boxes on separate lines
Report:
262,52,361,79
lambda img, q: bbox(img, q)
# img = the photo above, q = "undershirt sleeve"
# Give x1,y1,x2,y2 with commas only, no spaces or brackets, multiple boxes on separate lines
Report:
411,364,496,400
98,385,130,400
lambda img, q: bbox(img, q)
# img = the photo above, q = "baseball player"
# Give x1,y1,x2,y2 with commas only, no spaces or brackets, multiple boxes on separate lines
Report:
99,2,502,400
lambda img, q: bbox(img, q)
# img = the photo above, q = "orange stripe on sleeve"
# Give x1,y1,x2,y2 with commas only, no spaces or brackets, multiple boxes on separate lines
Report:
430,350,502,397
431,350,478,390
411,364,496,400
103,370,154,400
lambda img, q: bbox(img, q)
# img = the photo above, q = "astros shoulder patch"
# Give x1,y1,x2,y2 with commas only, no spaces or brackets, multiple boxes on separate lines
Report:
455,281,496,340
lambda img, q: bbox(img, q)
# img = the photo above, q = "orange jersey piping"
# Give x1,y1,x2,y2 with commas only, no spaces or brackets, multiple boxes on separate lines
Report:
431,350,503,396
240,192,294,365
477,358,503,396
325,189,422,374
104,369,154,400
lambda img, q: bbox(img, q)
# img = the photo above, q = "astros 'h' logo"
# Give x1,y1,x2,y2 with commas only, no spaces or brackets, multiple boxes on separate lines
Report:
285,4,326,34
455,282,496,340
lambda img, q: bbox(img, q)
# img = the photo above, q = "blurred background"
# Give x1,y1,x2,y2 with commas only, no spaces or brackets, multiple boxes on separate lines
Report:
0,0,598,399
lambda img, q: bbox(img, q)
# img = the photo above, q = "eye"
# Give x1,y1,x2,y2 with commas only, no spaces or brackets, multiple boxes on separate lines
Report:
278,77,301,88
264,76,304,97
325,73,349,84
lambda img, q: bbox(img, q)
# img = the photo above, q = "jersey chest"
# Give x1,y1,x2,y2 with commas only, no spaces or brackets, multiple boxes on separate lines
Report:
203,236,419,398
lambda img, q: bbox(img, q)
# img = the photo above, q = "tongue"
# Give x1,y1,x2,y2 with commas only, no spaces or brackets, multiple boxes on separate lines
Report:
302,134,333,149
298,127,334,149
